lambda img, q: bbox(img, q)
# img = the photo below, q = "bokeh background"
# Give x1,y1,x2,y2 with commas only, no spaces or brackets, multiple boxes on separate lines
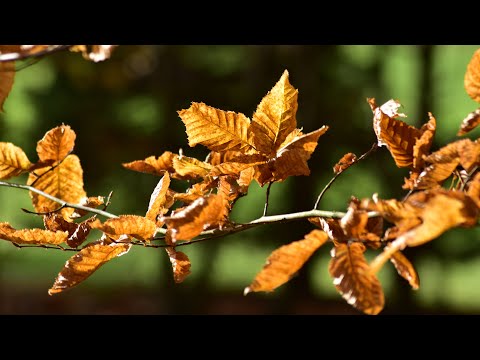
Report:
0,45,479,314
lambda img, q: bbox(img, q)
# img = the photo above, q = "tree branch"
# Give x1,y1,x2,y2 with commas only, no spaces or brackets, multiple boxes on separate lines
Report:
0,45,73,62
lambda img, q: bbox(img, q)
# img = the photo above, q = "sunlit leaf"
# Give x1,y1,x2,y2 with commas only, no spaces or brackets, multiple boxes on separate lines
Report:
458,108,480,136
122,152,176,177
146,172,171,226
251,70,298,155
36,125,76,162
172,181,213,204
467,172,480,208
333,152,357,175
28,154,86,219
70,196,106,219
209,154,267,177
390,251,419,290
91,215,157,242
48,241,131,295
0,222,67,245
464,48,480,103
329,242,384,315
172,156,212,179
162,194,228,242
0,60,15,112
245,230,328,294
178,102,257,153
0,142,32,179
165,247,191,283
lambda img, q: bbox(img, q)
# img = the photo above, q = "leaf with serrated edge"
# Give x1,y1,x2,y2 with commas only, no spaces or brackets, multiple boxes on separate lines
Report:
0,61,15,112
48,241,131,295
465,49,480,103
209,154,267,177
36,125,76,162
172,156,212,179
146,172,171,226
329,242,384,315
245,230,328,294
390,251,419,290
0,142,32,179
251,70,298,155
28,154,86,219
162,194,227,242
178,102,257,153
91,215,157,242
0,222,67,245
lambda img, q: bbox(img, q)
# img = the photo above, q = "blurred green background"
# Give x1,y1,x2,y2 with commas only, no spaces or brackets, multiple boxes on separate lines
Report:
0,45,479,315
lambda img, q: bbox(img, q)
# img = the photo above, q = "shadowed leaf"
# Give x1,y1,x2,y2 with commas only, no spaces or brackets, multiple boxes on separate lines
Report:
0,142,32,179
390,251,419,290
329,242,384,315
245,230,328,294
48,241,131,295
467,172,480,208
165,247,191,283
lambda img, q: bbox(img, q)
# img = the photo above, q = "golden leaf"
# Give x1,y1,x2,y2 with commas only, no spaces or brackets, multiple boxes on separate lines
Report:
0,222,67,245
254,127,329,186
390,251,419,290
413,113,436,170
245,230,328,294
146,172,171,226
91,215,157,242
122,152,176,177
251,70,298,155
172,155,212,179
333,152,357,175
162,194,228,242
178,102,257,153
467,172,480,208
464,48,480,103
238,166,255,189
28,154,86,219
209,154,267,177
458,108,480,136
36,125,76,162
0,142,32,179
48,241,131,295
0,60,15,112
329,242,384,315
70,196,106,219
165,247,191,283
173,181,213,204
217,176,245,207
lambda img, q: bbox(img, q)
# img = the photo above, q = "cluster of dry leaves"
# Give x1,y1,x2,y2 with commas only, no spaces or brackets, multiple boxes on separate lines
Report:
0,45,480,315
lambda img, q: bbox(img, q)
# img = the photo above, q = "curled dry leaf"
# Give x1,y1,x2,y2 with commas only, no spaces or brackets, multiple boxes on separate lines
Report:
390,251,419,290
122,152,177,177
36,124,76,162
28,154,86,219
458,108,480,136
0,222,67,245
464,49,480,103
48,241,131,295
0,60,15,112
329,242,384,315
0,142,32,179
165,247,192,283
245,230,328,294
43,212,94,248
333,153,357,175
162,194,228,242
146,172,171,226
91,215,157,242
467,172,480,208
178,102,257,153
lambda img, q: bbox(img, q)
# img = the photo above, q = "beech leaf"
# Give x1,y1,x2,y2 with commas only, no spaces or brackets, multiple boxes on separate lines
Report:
0,142,32,179
464,48,480,103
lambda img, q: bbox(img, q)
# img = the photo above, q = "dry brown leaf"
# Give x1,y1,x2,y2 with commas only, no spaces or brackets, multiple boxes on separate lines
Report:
329,242,384,315
172,156,212,179
91,215,157,242
0,222,67,245
48,241,131,295
413,113,436,170
390,251,419,290
43,213,94,248
178,102,257,154
217,176,245,207
0,142,32,179
165,247,192,283
340,201,381,242
146,172,171,226
467,172,480,208
309,217,348,244
465,49,480,103
250,70,298,155
333,153,357,175
458,108,480,136
209,154,267,177
70,196,106,219
36,125,76,162
368,98,425,168
254,127,329,186
28,154,86,219
70,45,118,62
245,230,328,294
238,166,255,190
173,181,213,204
122,152,176,177
162,194,228,242
0,60,15,112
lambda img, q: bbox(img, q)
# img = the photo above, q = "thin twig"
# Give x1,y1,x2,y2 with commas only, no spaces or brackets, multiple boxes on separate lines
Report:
21,204,66,215
314,142,378,209
29,153,71,187
263,182,273,217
